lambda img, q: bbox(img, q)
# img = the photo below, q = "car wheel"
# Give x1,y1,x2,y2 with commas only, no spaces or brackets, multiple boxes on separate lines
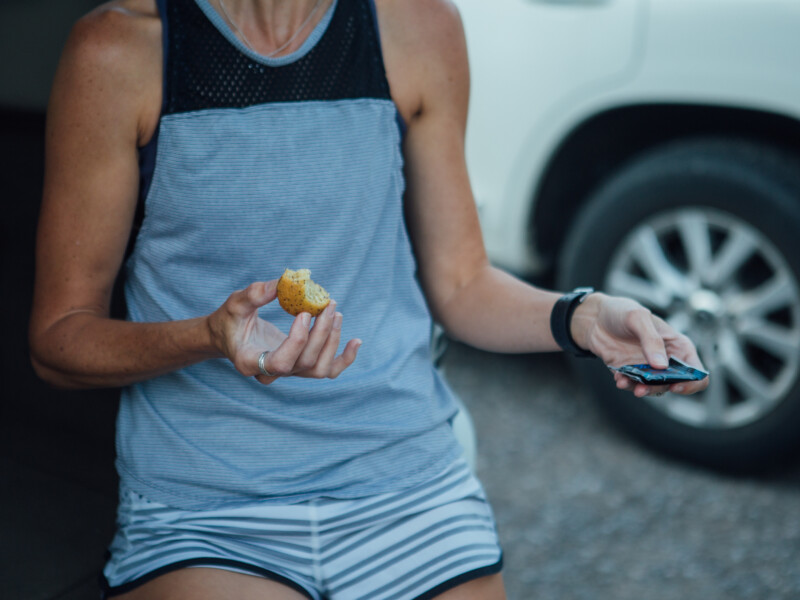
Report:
557,138,800,470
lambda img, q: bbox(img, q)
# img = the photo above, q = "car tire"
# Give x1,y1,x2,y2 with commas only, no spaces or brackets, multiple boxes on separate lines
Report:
557,138,800,471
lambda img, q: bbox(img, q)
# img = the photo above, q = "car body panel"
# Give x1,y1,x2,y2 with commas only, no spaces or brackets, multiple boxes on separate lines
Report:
455,0,800,274
458,0,643,272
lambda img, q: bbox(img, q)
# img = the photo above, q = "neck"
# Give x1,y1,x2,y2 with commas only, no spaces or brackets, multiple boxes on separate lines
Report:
216,0,330,57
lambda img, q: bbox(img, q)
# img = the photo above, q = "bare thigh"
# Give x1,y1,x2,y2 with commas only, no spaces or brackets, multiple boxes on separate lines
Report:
432,572,506,600
112,567,310,600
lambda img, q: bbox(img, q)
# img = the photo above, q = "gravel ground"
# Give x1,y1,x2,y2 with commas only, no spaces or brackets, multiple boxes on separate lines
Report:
440,341,800,600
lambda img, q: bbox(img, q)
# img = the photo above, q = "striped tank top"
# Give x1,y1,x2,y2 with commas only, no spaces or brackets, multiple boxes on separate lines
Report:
117,0,462,509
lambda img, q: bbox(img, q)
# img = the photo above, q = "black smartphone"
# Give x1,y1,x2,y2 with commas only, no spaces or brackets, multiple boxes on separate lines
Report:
609,357,709,385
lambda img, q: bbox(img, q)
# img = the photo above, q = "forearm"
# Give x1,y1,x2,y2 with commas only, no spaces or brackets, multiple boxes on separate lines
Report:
30,312,220,389
433,265,563,353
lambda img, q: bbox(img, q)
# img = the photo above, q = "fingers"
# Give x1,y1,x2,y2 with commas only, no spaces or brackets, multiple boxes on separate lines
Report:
659,320,710,394
613,372,656,396
253,352,280,385
289,307,361,379
636,383,669,398
329,338,362,378
669,376,710,395
304,311,344,376
251,305,361,384
615,373,668,398
614,371,635,391
295,302,338,372
626,309,668,369
261,313,312,376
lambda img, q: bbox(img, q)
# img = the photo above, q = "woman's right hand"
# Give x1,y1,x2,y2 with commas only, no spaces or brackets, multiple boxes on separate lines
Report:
206,280,362,384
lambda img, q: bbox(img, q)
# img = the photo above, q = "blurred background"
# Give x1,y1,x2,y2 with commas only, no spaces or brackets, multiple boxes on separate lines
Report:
2,0,800,598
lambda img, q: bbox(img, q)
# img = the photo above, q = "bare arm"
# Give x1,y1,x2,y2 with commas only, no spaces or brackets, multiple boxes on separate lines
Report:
29,5,358,389
381,0,707,395
384,0,560,353
29,7,194,388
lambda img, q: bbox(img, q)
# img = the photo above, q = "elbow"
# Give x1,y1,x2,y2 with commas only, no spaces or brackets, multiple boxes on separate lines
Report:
29,332,50,382
29,330,53,384
425,261,492,333
29,332,83,390
29,316,110,390
29,352,77,390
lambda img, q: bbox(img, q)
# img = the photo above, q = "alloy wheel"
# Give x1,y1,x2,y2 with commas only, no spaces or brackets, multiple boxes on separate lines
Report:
605,207,800,428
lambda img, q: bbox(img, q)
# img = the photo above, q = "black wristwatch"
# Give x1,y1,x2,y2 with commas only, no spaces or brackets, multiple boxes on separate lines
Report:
550,287,595,358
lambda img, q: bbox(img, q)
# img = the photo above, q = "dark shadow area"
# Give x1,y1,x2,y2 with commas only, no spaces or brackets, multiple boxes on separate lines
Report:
1,109,119,600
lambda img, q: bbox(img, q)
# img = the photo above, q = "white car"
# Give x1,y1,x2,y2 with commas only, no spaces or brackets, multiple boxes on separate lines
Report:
455,0,800,469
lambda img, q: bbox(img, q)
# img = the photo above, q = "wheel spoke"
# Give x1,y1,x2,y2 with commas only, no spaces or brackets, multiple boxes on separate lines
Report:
606,271,673,312
630,226,690,295
736,319,800,361
729,273,797,320
633,227,688,296
706,226,757,288
697,363,728,427
666,311,692,336
722,334,776,403
677,212,712,283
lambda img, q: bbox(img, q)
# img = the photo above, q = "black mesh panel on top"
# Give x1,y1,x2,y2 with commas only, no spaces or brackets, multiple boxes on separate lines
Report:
164,0,391,114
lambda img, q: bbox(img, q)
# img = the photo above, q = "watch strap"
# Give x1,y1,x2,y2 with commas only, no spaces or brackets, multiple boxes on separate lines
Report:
550,287,595,357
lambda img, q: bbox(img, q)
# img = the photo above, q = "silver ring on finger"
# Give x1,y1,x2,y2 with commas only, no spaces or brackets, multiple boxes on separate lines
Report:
258,350,278,377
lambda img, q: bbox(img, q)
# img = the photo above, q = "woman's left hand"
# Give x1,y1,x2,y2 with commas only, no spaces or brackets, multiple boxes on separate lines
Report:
572,293,709,398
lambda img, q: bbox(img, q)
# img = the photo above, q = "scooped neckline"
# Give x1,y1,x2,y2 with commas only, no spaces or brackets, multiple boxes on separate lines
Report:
193,0,338,67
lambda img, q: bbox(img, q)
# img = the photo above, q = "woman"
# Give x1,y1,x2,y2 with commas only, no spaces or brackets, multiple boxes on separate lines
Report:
30,0,707,598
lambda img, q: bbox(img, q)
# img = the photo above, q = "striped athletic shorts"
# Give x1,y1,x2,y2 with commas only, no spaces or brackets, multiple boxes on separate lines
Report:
101,457,503,599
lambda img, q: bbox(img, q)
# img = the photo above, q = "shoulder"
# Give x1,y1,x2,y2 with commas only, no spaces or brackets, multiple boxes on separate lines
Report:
63,0,161,69
374,0,464,46
373,0,469,121
52,0,162,142
375,0,467,72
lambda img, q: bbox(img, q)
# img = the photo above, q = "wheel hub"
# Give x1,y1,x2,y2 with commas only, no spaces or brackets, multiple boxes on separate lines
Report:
687,289,725,329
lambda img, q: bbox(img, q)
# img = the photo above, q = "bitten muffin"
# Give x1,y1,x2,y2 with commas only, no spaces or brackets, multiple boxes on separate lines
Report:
276,268,331,317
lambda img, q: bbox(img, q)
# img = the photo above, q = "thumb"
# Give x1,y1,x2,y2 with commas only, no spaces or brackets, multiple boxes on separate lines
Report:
231,281,278,315
261,279,278,303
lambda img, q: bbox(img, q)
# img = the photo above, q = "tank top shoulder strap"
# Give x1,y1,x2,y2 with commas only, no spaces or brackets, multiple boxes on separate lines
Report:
364,0,407,137
154,0,170,114
130,0,168,259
